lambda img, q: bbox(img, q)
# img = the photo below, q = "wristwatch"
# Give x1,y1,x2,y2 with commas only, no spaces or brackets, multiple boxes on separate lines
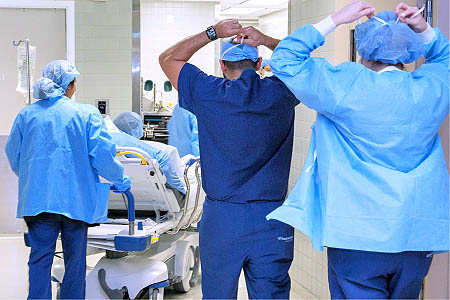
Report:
206,26,218,41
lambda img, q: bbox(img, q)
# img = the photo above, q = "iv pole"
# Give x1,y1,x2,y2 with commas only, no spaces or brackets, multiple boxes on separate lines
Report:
12,39,31,106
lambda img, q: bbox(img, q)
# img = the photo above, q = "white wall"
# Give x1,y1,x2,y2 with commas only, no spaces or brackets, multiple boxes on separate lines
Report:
73,0,132,119
258,9,288,59
141,0,216,109
1,0,132,121
288,0,334,298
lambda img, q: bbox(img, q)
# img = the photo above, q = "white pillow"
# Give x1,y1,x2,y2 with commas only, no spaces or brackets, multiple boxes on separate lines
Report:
103,115,120,133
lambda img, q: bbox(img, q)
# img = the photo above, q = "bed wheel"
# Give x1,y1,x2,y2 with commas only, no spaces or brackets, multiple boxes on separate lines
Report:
173,247,196,292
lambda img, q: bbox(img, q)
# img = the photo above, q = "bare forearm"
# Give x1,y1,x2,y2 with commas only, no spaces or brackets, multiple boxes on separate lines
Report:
160,19,243,90
160,31,210,64
159,31,210,89
263,36,281,51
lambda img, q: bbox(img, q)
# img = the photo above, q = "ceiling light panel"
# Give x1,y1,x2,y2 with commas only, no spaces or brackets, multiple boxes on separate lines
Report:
221,7,263,15
241,0,287,7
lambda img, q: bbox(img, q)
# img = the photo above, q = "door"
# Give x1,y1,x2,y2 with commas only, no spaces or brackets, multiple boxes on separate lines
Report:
0,7,66,234
0,7,66,135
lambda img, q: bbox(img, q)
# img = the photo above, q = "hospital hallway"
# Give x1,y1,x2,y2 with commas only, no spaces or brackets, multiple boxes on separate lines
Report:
0,0,449,299
0,235,305,299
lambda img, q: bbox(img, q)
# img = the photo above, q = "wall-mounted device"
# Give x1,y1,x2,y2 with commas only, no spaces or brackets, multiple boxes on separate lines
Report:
95,99,110,115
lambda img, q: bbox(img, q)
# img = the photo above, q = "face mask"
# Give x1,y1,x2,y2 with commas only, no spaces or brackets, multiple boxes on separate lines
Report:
264,71,273,77
221,36,245,60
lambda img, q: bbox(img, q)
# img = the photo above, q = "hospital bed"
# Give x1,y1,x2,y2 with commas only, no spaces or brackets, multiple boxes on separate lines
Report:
51,146,205,299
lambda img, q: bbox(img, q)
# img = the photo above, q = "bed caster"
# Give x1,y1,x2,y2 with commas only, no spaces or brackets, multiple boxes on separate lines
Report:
173,246,200,292
150,288,159,300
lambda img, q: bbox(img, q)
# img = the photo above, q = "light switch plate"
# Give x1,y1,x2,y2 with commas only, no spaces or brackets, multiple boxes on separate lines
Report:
95,99,110,116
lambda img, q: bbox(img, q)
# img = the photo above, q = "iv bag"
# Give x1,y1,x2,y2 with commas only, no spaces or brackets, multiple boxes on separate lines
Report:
16,44,36,101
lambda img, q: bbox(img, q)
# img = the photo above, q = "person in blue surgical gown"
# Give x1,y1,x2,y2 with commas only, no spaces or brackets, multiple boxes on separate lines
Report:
112,112,186,195
5,60,131,300
266,1,449,299
167,104,200,157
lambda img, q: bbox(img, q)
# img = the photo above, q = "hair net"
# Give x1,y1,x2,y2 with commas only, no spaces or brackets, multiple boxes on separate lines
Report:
33,60,80,100
221,38,258,62
261,58,270,68
114,112,144,139
354,11,426,64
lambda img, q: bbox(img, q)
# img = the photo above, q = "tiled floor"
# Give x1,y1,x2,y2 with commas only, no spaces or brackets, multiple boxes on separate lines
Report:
0,235,303,299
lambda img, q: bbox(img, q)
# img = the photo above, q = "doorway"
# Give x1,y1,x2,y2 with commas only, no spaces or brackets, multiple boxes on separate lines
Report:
0,1,74,235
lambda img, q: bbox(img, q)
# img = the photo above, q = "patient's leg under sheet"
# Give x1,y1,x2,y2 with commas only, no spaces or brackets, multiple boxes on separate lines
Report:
198,199,294,299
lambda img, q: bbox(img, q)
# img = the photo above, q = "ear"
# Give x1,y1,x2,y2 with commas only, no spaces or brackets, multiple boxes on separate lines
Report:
219,60,227,73
256,57,262,70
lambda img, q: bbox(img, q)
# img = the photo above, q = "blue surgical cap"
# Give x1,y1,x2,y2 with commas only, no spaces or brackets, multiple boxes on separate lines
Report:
221,38,258,62
355,11,426,64
33,60,80,100
261,58,270,68
114,112,144,139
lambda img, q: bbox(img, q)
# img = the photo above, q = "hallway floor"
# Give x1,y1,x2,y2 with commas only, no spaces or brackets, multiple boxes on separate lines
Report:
0,235,303,299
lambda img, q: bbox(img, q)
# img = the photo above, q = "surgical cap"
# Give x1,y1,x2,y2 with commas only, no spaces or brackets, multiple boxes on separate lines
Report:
221,38,258,62
261,58,270,68
33,60,80,100
354,11,426,64
114,112,144,139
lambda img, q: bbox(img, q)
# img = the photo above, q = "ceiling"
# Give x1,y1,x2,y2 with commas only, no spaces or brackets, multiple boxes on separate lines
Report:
218,0,288,20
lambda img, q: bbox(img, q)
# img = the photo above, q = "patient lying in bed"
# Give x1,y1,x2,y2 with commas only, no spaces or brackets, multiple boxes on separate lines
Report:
104,113,186,195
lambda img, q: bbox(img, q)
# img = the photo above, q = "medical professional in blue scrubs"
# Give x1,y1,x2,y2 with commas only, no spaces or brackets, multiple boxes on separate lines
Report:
267,1,449,299
112,112,186,195
5,60,131,300
167,104,200,157
160,20,299,299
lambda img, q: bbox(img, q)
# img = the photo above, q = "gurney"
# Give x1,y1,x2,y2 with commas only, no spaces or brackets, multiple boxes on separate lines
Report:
51,146,205,299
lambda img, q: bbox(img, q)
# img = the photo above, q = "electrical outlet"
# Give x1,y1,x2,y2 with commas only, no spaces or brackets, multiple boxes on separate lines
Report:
96,99,109,115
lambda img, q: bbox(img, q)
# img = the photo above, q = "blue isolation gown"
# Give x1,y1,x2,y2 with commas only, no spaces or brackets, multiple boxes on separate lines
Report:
6,96,126,224
267,24,450,252
167,104,200,157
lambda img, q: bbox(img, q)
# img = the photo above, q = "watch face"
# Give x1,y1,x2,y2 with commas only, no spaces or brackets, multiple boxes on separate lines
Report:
207,26,217,40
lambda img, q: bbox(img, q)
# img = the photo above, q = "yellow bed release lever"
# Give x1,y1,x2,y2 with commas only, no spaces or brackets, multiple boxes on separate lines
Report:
116,151,149,165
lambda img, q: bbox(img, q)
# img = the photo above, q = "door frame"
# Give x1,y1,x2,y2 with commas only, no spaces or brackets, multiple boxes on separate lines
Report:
0,0,75,63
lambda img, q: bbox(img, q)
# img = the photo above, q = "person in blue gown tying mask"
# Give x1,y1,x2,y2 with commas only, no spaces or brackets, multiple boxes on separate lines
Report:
112,112,186,195
266,1,449,299
5,60,131,300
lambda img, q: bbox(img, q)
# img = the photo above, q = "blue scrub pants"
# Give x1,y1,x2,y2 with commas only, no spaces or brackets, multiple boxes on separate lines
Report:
25,213,88,300
199,198,294,299
327,248,433,299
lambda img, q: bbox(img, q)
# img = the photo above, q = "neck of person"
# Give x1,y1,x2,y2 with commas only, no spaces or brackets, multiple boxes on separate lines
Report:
361,59,404,72
224,68,256,80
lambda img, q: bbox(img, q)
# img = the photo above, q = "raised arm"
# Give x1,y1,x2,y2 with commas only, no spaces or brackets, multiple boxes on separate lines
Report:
236,26,281,51
270,1,374,115
159,19,243,90
396,2,449,67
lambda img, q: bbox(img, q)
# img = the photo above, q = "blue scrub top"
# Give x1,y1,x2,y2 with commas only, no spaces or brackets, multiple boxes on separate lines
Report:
178,64,299,203
110,131,186,194
267,25,450,252
5,96,125,224
167,104,200,157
